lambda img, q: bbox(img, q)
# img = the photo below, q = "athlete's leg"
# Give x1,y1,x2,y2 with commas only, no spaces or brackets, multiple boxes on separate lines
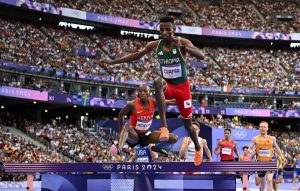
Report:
272,171,278,191
272,178,277,191
266,172,274,191
260,176,266,191
255,173,261,186
182,118,200,151
174,80,202,165
273,182,279,191
182,118,203,166
274,172,283,191
145,131,178,157
172,80,200,152
118,123,139,150
146,131,178,144
242,173,249,191
293,173,298,189
257,172,266,191
153,78,169,141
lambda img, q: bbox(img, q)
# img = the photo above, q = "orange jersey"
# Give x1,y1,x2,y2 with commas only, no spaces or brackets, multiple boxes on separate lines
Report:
255,135,273,162
130,98,155,133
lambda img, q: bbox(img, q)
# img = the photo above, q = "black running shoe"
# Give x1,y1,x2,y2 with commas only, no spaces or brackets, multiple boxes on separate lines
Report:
151,146,168,157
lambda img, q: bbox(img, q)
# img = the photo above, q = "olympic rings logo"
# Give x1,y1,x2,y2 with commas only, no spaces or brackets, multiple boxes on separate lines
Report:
232,131,247,139
102,164,114,170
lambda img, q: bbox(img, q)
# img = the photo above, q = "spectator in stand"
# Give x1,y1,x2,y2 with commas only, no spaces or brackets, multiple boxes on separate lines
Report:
201,98,206,107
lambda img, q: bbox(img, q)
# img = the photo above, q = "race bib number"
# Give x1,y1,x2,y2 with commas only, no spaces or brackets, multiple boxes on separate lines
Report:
136,120,152,131
258,149,271,157
162,65,182,79
137,157,149,162
221,147,232,155
296,164,300,168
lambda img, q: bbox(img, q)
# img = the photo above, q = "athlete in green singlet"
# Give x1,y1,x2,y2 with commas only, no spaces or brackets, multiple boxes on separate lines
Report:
101,16,206,166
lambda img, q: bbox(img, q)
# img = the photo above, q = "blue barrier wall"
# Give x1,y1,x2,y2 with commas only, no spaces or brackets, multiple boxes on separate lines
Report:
42,173,236,191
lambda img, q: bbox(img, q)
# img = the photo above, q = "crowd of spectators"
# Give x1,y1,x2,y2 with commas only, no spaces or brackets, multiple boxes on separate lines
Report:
274,49,300,88
144,0,200,26
271,131,300,165
0,18,108,76
195,114,255,130
208,48,299,91
187,0,264,31
1,112,182,165
22,120,122,163
39,0,156,23
1,16,300,92
252,0,298,33
33,0,300,32
0,112,68,181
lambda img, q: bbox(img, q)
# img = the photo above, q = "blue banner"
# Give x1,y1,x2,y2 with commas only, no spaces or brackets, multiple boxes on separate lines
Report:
42,173,236,191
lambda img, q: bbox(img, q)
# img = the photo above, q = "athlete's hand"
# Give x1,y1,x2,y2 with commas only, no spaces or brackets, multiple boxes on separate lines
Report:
214,150,220,156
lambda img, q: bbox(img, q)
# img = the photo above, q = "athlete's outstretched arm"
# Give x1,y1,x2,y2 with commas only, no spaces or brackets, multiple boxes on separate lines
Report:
185,43,205,60
174,37,205,60
101,41,159,66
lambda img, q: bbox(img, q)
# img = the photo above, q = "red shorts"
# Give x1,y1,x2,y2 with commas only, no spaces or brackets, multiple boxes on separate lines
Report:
164,80,192,119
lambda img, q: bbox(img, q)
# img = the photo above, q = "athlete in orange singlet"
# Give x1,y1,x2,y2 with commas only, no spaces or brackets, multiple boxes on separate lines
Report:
248,121,286,191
